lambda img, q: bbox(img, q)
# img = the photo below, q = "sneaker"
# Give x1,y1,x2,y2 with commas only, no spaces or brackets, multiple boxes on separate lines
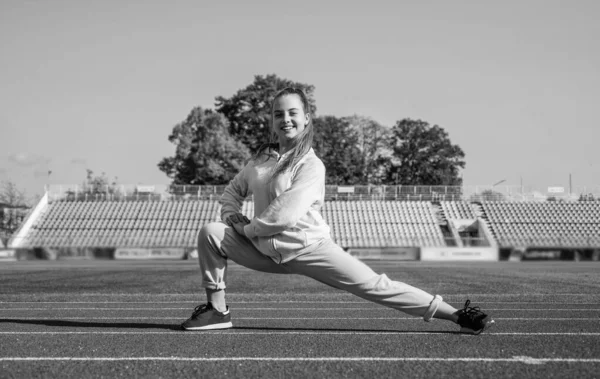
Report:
457,300,495,335
181,303,232,331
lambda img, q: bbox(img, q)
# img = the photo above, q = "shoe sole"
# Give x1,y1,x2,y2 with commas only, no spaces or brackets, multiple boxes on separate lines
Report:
460,318,495,335
182,321,233,331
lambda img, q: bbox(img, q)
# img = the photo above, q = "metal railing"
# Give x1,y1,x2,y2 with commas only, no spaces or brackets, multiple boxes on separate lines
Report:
43,184,600,202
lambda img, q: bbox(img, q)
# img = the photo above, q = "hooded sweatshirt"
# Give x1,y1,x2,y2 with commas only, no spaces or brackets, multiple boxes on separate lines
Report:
220,148,331,263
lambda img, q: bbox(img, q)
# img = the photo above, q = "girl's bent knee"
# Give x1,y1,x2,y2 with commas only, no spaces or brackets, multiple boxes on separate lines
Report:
198,222,226,242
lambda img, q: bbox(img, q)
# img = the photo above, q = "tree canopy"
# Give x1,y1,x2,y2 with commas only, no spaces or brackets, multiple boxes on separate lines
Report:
384,119,465,185
81,170,118,193
344,115,391,184
0,180,28,207
215,74,316,153
159,75,467,186
158,106,251,185
313,116,365,184
0,180,29,246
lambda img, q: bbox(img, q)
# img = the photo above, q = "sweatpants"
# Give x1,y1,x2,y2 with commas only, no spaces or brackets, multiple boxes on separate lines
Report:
197,222,441,319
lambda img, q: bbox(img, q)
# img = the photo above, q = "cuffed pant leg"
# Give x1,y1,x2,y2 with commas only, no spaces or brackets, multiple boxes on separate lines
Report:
286,239,437,318
197,222,288,290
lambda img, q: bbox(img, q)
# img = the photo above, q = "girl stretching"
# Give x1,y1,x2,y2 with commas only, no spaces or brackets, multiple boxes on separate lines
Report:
181,87,494,335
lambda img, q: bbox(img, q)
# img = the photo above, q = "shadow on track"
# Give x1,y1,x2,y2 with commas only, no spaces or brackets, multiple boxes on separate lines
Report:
233,326,458,334
0,319,458,334
0,318,180,330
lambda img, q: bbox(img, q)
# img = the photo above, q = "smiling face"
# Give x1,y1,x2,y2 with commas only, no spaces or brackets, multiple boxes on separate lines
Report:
272,94,310,149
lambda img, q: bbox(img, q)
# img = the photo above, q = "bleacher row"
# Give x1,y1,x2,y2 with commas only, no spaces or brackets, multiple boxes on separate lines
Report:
481,202,600,248
12,199,600,249
321,201,446,247
440,201,476,220
25,201,217,247
242,200,446,247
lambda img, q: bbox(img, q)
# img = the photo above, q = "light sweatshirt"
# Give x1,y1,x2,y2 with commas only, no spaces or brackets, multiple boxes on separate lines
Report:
220,148,331,263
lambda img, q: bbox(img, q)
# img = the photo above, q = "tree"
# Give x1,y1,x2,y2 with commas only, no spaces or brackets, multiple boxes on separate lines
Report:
0,180,29,246
344,115,391,184
215,74,317,153
470,189,505,202
578,193,597,202
81,170,118,194
313,116,365,184
158,106,251,185
0,180,28,207
384,119,465,185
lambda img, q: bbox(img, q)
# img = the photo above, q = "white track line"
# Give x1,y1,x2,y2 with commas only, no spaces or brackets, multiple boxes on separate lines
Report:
1,308,599,311
0,300,370,305
0,357,599,364
0,317,598,320
1,301,599,304
0,331,599,336
0,302,371,307
5,307,369,310
1,293,596,296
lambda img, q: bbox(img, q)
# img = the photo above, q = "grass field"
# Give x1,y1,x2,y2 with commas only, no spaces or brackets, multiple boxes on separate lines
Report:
1,259,599,378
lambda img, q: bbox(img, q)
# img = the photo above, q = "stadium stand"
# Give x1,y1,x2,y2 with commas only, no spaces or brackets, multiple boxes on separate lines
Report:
480,201,600,248
6,185,600,261
440,201,477,220
15,200,219,248
11,198,447,249
321,201,446,248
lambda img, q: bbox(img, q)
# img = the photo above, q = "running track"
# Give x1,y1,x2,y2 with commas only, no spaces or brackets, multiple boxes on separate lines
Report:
1,260,599,378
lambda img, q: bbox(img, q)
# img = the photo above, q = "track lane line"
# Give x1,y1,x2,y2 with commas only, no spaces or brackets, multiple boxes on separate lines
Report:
2,307,599,311
2,301,599,304
2,294,599,296
0,357,599,363
0,331,599,336
0,317,598,320
1,293,598,297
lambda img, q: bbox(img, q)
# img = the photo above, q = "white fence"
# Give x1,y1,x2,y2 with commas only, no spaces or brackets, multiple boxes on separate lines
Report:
44,184,600,202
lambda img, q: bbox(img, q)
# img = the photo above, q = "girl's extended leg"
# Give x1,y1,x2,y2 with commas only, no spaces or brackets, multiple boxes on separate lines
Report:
285,239,458,321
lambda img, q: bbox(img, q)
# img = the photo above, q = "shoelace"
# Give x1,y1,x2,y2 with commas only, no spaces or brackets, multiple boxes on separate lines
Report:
191,304,211,318
460,300,483,321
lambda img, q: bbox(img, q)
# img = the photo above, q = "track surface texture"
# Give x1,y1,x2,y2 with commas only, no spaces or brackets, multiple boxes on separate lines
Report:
1,259,599,378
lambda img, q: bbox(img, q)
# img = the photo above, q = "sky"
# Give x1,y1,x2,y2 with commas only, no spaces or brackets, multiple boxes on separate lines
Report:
1,0,599,200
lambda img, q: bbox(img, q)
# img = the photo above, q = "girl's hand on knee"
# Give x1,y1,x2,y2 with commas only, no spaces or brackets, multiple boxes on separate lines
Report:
231,221,248,237
226,213,250,226
226,213,250,237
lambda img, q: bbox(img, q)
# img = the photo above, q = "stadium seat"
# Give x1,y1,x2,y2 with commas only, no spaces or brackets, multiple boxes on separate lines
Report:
481,202,600,248
17,188,600,251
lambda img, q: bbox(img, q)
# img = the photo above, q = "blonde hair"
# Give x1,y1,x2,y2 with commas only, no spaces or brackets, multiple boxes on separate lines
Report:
255,87,314,179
